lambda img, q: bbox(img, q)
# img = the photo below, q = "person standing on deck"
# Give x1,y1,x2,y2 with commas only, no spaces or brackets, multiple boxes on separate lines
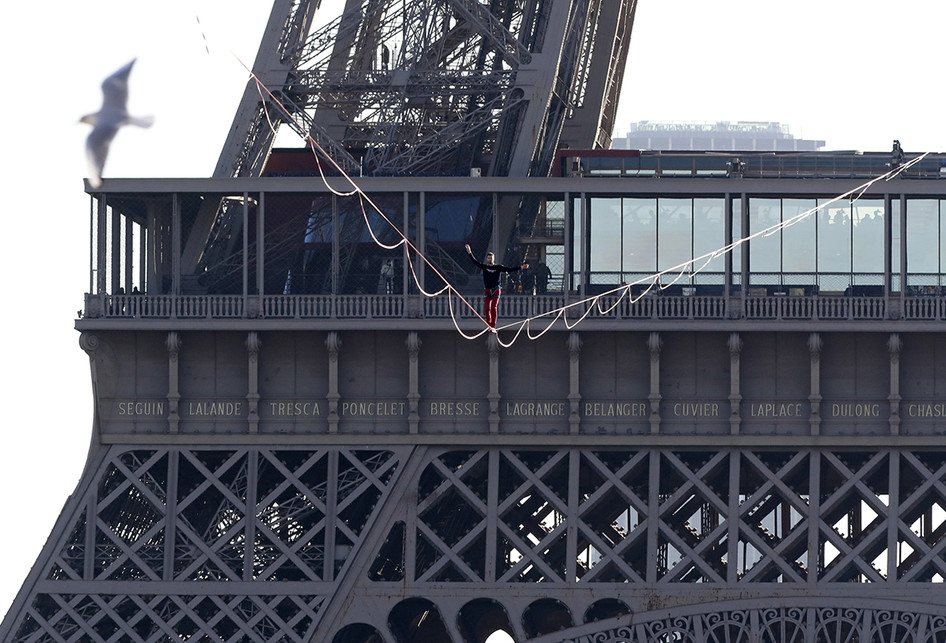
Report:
465,244,528,329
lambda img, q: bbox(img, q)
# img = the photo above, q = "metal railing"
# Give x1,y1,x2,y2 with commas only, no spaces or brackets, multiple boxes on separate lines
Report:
565,152,946,179
84,292,946,323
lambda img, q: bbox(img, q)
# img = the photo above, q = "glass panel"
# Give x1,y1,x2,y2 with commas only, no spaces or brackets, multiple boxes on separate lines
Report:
693,198,725,283
590,197,622,273
657,198,692,273
907,199,939,278
782,199,816,273
623,198,656,273
851,199,884,274
818,199,851,274
749,198,781,275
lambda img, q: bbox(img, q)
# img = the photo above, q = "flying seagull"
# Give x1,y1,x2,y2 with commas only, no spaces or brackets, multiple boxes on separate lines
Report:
80,59,154,188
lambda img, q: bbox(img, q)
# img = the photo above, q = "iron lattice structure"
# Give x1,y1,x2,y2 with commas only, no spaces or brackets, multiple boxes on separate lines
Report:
216,0,634,180
6,444,946,641
183,0,635,292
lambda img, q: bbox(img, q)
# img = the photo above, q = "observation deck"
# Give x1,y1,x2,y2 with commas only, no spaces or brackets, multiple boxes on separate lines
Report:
79,150,946,335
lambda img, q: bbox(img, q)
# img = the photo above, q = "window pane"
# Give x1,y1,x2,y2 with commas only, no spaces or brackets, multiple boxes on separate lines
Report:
749,198,781,274
693,198,725,283
623,198,656,273
851,199,884,274
907,199,939,276
782,199,816,273
657,198,692,273
590,197,622,273
818,200,851,274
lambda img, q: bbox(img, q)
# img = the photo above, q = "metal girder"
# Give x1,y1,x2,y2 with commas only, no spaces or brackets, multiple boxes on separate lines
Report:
176,0,639,290
213,0,321,179
214,0,635,181
558,0,638,151
443,0,533,68
5,444,946,642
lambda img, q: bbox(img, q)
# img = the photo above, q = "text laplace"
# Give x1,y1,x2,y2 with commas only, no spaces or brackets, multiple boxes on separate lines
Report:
749,402,802,417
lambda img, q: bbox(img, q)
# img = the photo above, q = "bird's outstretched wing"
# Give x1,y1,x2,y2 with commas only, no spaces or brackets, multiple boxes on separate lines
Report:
81,59,152,188
100,59,135,111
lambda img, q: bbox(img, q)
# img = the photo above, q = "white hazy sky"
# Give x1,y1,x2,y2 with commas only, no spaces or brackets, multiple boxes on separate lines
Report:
1,0,945,629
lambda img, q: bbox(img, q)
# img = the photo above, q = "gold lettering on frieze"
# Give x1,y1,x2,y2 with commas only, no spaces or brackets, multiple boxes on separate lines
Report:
340,401,406,417
582,402,648,417
907,402,946,418
504,401,566,417
268,401,322,417
116,400,166,416
830,403,882,418
186,401,244,417
747,402,804,418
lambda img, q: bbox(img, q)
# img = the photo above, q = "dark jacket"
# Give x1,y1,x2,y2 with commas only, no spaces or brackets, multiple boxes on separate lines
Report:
468,253,520,289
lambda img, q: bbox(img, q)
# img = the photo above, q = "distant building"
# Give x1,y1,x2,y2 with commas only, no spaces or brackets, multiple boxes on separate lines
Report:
613,120,825,151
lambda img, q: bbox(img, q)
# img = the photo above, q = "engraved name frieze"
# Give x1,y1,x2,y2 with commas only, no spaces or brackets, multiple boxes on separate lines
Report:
747,402,804,418
830,402,882,418
669,402,721,417
582,402,648,417
187,401,244,417
116,401,166,416
113,397,907,424
504,401,567,417
427,401,483,416
267,401,323,416
340,401,406,417
906,402,946,418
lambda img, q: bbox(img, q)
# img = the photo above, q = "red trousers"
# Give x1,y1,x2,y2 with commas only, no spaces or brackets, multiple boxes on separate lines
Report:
484,287,501,328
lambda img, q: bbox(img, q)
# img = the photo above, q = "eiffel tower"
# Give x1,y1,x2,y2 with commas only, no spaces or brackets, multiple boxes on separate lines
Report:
5,1,946,642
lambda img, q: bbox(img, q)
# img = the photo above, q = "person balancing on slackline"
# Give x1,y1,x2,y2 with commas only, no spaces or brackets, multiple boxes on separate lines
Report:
465,244,528,329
